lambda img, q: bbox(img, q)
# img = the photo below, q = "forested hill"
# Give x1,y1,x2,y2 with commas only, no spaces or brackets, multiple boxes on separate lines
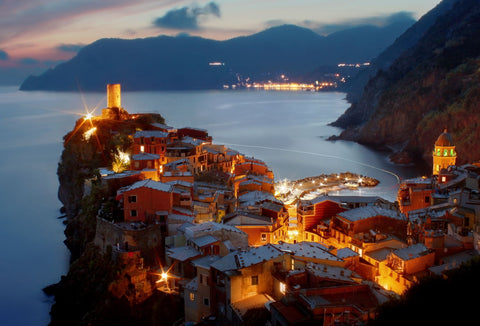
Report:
331,0,480,166
19,21,413,91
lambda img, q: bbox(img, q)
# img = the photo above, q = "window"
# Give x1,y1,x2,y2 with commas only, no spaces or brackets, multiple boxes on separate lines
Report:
189,292,195,301
425,196,430,204
251,275,258,286
203,297,209,306
128,195,137,203
130,210,137,217
279,282,286,294
261,233,267,242
200,274,209,285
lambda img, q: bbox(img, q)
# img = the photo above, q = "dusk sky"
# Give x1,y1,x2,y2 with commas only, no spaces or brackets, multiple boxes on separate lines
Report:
0,0,441,83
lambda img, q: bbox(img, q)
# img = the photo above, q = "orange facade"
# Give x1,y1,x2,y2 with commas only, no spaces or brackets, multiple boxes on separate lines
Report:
397,179,433,215
123,185,173,222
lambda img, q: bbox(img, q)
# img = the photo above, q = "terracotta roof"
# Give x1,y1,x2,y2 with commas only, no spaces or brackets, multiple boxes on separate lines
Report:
435,129,454,147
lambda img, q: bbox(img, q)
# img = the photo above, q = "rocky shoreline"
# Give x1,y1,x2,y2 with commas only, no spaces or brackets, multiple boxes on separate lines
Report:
45,112,185,325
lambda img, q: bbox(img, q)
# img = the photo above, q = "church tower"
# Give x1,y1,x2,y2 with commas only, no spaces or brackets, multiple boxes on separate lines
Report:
432,129,456,175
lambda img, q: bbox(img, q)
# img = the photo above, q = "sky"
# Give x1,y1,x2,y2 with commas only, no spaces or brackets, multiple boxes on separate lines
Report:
0,0,441,84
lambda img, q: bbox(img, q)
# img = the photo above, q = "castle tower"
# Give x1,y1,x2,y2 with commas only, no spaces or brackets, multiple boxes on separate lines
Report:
102,84,128,120
107,83,121,108
432,129,456,175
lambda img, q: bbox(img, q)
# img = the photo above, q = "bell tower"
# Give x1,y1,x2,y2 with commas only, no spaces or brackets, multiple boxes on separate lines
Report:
432,129,456,175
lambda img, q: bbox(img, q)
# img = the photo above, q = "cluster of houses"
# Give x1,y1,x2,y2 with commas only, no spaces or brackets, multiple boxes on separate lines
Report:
91,86,480,325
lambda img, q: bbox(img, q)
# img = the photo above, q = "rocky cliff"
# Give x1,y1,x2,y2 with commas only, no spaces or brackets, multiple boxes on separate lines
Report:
331,0,480,166
47,112,184,325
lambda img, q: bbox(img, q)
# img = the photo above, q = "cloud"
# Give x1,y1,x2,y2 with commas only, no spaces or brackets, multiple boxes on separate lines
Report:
0,49,9,60
266,11,416,36
313,11,415,35
56,43,85,53
153,1,220,30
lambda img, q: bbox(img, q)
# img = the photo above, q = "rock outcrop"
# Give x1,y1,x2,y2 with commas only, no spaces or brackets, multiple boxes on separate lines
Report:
331,0,480,166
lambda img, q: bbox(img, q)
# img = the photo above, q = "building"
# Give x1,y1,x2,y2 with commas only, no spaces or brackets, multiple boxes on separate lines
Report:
432,129,456,175
329,206,407,251
376,243,435,294
210,244,287,325
119,179,173,223
223,211,287,246
397,177,434,215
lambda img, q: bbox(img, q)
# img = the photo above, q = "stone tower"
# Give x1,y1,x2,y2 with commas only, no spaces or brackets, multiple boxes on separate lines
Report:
432,129,456,175
107,83,121,108
102,84,129,120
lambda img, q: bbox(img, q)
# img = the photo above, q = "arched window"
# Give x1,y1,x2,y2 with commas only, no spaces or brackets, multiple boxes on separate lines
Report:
444,149,448,156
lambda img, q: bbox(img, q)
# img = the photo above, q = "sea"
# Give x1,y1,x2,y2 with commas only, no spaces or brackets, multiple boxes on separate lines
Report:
0,86,426,325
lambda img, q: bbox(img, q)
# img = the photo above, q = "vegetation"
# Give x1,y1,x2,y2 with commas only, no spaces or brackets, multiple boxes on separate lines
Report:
371,257,480,326
47,112,189,325
334,0,480,166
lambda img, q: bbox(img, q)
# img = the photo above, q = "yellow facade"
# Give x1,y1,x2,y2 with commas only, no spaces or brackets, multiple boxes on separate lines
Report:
432,129,456,175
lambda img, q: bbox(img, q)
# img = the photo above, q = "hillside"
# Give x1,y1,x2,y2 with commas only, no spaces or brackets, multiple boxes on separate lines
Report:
339,0,458,106
330,0,480,166
20,22,413,91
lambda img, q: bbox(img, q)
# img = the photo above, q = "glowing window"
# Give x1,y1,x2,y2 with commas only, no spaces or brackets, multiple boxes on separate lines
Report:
280,282,286,294
444,149,448,156
189,292,195,301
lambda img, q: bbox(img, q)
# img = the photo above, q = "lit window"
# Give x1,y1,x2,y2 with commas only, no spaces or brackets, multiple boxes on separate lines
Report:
251,275,258,286
441,176,446,183
189,292,195,301
261,233,267,242
140,145,145,152
279,282,286,294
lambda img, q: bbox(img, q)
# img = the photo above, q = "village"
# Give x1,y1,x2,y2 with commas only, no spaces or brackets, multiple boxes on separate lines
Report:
86,85,479,325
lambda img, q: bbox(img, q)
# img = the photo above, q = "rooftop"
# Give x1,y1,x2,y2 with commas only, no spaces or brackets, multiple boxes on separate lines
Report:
167,246,201,262
134,130,168,138
189,234,219,248
191,255,222,269
273,241,341,262
120,179,171,193
392,243,430,261
211,244,283,271
337,206,405,222
132,152,160,161
307,195,383,206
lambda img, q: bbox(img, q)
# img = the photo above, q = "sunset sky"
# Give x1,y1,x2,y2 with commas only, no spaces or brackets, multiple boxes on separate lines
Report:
0,0,441,83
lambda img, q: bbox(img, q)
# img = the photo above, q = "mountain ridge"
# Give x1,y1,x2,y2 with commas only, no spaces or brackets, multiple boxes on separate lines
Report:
330,0,480,166
20,22,414,91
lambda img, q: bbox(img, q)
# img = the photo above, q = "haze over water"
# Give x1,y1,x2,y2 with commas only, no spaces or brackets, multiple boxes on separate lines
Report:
0,87,425,325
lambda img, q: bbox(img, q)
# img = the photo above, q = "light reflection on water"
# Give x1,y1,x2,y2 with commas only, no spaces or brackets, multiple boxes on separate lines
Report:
0,87,426,325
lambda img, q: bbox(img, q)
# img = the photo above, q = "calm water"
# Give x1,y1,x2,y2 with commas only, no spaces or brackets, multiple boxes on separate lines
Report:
0,87,424,325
